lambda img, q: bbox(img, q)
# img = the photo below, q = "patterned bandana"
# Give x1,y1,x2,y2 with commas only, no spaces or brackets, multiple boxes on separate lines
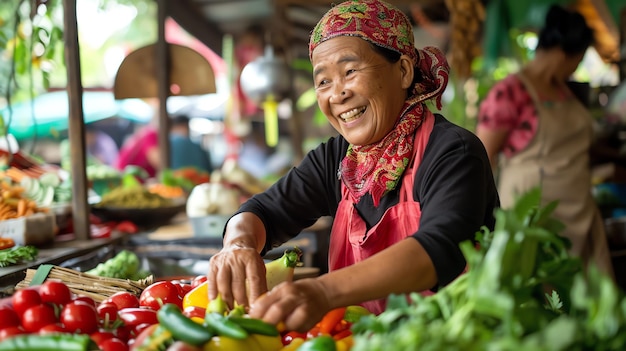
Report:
309,0,450,206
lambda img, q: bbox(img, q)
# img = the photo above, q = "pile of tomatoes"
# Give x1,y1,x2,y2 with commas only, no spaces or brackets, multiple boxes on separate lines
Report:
0,277,202,351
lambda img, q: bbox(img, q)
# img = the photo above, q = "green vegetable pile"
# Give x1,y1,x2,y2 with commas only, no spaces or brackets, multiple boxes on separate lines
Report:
95,185,173,209
0,246,38,267
85,250,150,280
352,188,626,351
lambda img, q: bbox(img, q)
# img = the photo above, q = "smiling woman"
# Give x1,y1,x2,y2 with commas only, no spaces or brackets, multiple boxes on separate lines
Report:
205,0,499,333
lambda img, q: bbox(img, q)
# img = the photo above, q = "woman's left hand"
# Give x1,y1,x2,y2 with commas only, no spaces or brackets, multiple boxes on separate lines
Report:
248,278,331,333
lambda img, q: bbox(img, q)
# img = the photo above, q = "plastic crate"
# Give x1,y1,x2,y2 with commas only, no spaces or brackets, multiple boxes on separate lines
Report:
0,212,56,246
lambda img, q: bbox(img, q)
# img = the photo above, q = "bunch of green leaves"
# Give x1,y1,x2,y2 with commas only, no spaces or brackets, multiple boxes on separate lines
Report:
0,245,38,267
86,249,149,280
352,187,625,351
159,169,195,191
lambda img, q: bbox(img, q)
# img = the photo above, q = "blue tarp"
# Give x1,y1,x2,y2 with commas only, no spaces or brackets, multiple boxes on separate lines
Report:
0,91,154,140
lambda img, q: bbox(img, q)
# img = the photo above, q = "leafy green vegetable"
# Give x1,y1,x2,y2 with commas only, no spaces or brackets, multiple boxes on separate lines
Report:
352,187,626,351
0,246,38,267
85,250,149,280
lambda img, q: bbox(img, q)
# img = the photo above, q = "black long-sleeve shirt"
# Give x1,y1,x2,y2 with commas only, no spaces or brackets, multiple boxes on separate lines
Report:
238,114,499,287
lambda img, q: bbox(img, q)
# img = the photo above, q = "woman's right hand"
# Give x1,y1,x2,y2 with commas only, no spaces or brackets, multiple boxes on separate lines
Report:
206,212,269,308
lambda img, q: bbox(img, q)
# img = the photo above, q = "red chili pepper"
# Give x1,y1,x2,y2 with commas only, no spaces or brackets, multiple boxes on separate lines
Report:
332,319,351,334
306,325,322,339
332,328,352,341
90,224,112,239
115,220,139,234
318,307,347,335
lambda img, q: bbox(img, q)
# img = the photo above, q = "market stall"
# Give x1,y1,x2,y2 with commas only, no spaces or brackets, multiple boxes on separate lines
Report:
0,0,626,350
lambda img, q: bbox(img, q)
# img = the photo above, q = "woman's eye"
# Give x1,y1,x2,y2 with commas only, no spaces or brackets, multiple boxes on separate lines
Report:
346,69,356,76
316,79,329,87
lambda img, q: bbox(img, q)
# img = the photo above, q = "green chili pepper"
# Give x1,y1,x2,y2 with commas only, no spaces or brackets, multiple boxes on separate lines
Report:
297,335,337,351
157,303,214,346
227,316,279,336
204,311,249,340
0,334,96,351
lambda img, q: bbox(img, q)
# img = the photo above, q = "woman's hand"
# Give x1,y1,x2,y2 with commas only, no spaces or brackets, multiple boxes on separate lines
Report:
248,278,331,333
207,212,268,308
207,244,267,308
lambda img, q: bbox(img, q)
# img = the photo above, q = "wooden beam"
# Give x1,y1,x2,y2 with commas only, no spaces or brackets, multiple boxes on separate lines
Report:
158,0,171,169
168,0,224,56
62,0,90,241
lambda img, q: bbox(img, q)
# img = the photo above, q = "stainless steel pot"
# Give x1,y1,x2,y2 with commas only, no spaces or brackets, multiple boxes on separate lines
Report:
239,46,292,105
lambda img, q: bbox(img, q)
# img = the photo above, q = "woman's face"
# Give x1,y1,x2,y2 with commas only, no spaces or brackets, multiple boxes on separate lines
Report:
311,36,413,146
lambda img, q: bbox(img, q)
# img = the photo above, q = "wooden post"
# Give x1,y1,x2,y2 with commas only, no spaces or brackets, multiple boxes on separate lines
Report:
157,0,171,169
63,0,90,240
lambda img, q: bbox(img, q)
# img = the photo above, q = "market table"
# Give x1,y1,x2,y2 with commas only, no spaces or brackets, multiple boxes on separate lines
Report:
0,234,126,296
122,214,331,279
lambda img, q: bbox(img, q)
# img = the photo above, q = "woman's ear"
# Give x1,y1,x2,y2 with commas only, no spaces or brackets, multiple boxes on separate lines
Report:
399,55,414,90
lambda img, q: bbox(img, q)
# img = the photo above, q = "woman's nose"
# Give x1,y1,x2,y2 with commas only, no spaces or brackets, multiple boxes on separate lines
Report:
329,87,348,103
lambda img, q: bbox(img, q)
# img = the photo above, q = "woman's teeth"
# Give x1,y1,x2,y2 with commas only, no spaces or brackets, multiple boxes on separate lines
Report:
339,107,366,122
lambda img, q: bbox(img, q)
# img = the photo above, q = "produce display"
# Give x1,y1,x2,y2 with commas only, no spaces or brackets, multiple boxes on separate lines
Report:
0,179,49,220
349,188,626,350
0,248,305,351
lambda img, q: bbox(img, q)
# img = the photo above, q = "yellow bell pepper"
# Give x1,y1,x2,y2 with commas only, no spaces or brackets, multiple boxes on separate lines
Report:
203,336,261,351
183,281,209,310
335,335,354,351
249,334,283,351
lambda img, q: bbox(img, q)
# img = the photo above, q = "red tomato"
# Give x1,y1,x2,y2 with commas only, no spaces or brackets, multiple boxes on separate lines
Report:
99,337,129,351
182,306,206,320
115,221,139,234
73,296,97,308
117,308,158,328
39,324,66,334
0,305,20,330
115,325,132,342
22,304,57,333
0,327,25,341
61,301,99,334
177,283,193,296
91,330,116,345
129,323,158,351
105,292,140,310
11,288,41,316
191,275,207,288
39,280,72,306
97,301,119,327
90,224,112,238
282,331,308,346
132,322,152,336
139,281,182,310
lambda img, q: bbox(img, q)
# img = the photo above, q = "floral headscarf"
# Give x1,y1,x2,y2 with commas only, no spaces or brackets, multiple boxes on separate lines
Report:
309,0,450,206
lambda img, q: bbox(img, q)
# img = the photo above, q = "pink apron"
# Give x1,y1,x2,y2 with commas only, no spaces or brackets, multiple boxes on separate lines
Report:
328,113,435,315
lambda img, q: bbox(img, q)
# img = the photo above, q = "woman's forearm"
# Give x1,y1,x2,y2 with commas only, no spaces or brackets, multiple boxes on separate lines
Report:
223,212,267,253
317,238,437,308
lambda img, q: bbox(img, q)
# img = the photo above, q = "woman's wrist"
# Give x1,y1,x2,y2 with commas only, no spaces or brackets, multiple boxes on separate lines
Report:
223,212,266,252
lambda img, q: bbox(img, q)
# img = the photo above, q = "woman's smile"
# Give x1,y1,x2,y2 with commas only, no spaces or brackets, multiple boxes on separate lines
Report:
339,106,367,123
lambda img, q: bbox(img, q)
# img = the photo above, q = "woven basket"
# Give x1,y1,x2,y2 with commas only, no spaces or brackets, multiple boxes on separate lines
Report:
16,265,153,303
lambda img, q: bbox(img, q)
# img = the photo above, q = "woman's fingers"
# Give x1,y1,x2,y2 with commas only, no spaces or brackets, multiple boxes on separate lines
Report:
249,280,329,332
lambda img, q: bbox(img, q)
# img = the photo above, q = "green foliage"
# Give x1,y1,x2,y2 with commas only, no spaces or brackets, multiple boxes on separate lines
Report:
351,187,626,351
86,249,149,280
0,245,38,267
